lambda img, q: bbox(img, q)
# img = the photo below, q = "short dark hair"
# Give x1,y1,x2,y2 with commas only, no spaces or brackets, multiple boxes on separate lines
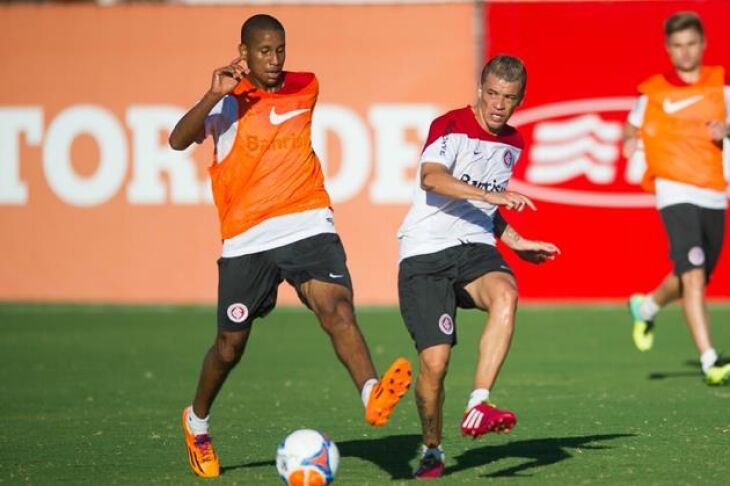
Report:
664,11,704,39
241,14,285,45
480,54,527,97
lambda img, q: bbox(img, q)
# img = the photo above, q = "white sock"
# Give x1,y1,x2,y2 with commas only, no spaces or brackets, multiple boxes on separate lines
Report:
466,388,490,410
421,444,444,461
639,294,660,321
361,378,378,407
700,348,718,374
187,406,210,435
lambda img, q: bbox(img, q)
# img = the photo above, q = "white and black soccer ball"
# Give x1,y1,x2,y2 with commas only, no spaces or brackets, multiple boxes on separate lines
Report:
276,429,340,486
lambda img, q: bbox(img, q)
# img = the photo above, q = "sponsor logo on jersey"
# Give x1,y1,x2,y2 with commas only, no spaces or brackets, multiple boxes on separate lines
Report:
439,120,457,157
245,133,310,152
269,107,310,125
460,173,507,192
662,95,703,115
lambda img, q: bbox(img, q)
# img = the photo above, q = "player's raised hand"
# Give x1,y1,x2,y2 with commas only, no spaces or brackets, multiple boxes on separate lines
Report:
707,120,729,142
512,239,561,264
483,190,536,211
622,136,639,159
209,57,249,97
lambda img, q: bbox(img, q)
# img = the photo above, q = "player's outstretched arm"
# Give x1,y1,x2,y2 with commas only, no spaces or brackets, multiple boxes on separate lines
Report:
421,163,535,211
169,57,248,151
494,211,560,264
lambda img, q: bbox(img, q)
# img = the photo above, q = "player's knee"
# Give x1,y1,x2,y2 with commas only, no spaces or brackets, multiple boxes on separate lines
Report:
317,297,355,332
215,334,246,366
492,285,518,312
681,268,705,287
419,352,449,381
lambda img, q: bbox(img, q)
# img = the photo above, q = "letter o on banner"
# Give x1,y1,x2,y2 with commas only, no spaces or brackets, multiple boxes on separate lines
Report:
43,105,127,207
312,104,371,204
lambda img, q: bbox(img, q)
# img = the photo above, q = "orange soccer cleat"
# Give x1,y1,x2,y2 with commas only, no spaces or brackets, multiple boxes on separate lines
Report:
182,406,220,478
365,357,412,426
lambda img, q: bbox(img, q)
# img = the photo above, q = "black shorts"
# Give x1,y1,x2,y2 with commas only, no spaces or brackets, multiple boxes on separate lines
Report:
660,203,725,279
217,233,353,331
398,243,513,352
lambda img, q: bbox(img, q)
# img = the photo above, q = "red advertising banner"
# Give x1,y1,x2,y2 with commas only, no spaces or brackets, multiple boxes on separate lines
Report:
485,0,730,298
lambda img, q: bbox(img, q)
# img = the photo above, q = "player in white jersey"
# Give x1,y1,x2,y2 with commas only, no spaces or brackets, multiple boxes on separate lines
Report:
398,55,560,479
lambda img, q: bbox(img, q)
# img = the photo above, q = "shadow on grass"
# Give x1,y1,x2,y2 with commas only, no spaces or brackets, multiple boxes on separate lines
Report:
446,433,635,478
225,433,634,479
648,359,702,380
222,434,422,479
222,458,275,474
338,434,422,479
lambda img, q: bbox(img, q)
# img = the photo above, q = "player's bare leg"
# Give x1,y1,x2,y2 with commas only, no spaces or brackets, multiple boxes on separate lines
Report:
183,329,250,478
193,328,252,417
460,272,517,437
413,344,449,478
678,268,729,384
650,272,681,307
301,279,412,425
415,344,450,447
300,280,377,388
629,272,680,351
466,272,518,390
680,269,712,354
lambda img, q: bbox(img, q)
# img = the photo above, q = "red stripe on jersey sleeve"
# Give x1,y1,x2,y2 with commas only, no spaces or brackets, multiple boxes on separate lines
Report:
422,111,459,151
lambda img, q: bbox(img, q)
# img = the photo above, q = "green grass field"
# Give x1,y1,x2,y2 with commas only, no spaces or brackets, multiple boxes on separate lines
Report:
2,303,729,484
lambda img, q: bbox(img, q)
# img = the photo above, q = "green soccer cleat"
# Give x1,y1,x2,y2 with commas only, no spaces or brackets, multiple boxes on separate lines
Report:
629,294,655,352
706,361,730,386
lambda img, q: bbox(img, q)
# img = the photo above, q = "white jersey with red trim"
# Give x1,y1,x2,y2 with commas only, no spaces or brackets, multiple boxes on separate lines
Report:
397,106,524,261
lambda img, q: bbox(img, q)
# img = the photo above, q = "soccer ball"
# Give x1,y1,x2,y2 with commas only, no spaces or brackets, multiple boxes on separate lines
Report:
276,429,340,486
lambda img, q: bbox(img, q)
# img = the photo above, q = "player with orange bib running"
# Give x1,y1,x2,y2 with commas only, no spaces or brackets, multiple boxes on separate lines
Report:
623,11,730,386
169,14,411,478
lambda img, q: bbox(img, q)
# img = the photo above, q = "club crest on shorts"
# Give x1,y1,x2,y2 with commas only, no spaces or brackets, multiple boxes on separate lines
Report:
438,313,454,335
688,246,705,266
227,303,249,323
503,150,515,169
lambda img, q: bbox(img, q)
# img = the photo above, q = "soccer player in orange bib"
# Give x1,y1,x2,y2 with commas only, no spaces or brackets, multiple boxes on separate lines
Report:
623,11,730,385
169,14,411,478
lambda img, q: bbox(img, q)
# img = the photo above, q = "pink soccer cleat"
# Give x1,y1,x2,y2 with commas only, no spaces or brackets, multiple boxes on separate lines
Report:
460,402,516,438
413,448,445,479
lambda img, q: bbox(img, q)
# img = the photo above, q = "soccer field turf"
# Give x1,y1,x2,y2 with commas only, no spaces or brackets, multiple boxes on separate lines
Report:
2,303,729,484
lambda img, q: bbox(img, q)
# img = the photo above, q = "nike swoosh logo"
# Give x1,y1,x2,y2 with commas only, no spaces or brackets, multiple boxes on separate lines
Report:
269,107,310,125
328,273,344,279
662,95,703,114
